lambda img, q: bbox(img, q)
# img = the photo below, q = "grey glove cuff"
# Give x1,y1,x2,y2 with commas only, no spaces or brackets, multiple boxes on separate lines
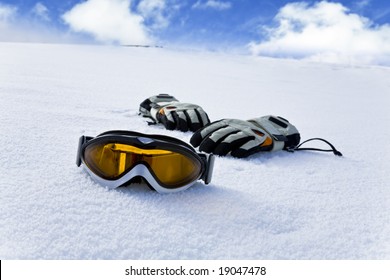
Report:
248,115,300,151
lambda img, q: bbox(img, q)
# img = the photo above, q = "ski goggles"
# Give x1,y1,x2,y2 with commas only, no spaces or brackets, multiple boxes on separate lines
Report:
76,130,214,193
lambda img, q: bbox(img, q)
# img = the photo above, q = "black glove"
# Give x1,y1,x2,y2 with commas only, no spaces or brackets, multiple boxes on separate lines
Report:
139,94,210,132
190,116,300,158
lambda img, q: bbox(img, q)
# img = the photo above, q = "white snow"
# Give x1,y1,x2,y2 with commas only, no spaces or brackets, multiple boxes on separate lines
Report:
1,42,389,259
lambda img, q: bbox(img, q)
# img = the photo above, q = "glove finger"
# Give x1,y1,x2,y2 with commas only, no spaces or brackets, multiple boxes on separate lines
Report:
213,131,254,156
190,120,229,147
172,111,189,132
184,109,202,132
160,111,176,130
195,107,210,127
231,139,267,158
199,126,240,153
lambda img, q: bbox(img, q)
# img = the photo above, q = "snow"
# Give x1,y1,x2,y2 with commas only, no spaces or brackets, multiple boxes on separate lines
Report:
1,42,389,259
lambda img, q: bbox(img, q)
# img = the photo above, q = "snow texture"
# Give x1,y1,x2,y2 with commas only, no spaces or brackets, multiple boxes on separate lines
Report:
0,42,389,259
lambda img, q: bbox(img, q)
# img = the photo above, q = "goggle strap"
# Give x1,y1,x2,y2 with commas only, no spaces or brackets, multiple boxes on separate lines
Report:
76,136,93,166
199,154,215,184
76,136,86,167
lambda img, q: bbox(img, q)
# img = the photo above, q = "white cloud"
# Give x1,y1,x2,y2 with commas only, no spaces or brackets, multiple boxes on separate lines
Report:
137,0,169,29
248,1,390,65
0,3,17,25
192,0,231,11
355,0,371,10
62,0,152,45
32,2,50,22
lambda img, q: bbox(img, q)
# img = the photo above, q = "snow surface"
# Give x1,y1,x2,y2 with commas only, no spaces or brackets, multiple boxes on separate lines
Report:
1,42,389,259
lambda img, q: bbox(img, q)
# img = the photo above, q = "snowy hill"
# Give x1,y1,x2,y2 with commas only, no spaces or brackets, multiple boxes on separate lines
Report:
0,42,389,259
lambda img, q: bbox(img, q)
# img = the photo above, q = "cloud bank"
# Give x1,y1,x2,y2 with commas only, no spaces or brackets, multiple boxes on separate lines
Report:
249,1,390,65
0,2,80,43
62,0,152,45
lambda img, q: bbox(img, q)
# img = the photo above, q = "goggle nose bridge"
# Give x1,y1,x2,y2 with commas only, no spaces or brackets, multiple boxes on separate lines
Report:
136,136,154,144
82,164,164,190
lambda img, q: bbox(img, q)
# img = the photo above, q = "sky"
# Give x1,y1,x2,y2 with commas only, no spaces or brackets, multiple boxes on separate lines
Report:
0,0,389,65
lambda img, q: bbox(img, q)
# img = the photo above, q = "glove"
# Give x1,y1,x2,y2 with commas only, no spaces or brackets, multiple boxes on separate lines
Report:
139,94,210,132
190,115,300,158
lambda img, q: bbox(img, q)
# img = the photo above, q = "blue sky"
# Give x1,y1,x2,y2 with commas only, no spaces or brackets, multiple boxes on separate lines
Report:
1,0,389,64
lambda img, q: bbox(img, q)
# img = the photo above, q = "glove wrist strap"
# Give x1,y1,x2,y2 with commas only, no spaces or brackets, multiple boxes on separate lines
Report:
288,138,343,156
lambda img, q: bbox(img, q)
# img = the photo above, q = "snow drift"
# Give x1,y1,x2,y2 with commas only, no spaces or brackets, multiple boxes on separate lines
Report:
0,42,389,259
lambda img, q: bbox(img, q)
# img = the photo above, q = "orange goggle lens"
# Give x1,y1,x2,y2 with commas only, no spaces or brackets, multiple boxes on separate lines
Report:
84,142,202,187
